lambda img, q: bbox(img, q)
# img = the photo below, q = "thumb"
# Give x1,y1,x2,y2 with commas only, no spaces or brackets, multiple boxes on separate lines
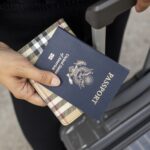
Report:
16,64,61,86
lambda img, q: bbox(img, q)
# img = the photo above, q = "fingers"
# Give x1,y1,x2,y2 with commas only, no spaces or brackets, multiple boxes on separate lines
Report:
14,62,61,87
24,92,47,107
5,77,46,107
0,42,56,107
136,0,150,12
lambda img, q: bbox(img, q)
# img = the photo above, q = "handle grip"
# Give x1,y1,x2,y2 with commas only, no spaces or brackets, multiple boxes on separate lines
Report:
86,0,136,29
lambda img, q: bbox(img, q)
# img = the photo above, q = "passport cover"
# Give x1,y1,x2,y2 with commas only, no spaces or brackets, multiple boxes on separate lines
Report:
18,19,83,126
35,27,129,120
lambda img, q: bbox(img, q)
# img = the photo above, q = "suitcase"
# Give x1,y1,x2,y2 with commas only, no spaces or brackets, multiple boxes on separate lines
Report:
60,49,150,150
60,0,150,149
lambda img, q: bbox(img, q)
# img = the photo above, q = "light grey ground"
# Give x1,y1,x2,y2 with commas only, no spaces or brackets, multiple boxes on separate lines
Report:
0,9,150,150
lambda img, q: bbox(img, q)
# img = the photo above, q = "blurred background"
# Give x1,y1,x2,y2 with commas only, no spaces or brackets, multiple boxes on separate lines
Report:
0,8,150,150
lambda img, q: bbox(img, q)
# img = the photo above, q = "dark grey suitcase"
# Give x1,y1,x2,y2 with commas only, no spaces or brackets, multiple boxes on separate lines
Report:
60,0,150,149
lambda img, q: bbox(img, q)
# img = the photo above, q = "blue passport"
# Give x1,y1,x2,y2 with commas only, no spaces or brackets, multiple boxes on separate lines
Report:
35,27,129,119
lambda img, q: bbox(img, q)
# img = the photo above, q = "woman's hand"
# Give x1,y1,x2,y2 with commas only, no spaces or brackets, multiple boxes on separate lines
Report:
0,42,60,106
136,0,150,12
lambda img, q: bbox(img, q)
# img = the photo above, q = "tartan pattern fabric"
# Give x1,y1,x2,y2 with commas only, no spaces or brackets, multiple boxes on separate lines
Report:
18,19,82,126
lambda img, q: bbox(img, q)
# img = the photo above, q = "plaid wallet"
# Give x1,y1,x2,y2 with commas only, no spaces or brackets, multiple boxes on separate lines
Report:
18,19,83,126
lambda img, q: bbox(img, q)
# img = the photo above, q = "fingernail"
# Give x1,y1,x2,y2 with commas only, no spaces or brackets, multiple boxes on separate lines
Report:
51,76,61,86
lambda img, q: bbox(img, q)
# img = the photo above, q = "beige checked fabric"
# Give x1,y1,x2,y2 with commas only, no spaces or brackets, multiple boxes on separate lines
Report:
18,19,83,126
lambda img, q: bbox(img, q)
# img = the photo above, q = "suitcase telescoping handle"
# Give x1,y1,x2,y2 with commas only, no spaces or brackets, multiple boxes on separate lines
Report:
86,0,136,29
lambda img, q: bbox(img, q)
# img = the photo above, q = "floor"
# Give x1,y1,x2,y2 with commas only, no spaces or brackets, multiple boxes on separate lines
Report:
0,8,150,150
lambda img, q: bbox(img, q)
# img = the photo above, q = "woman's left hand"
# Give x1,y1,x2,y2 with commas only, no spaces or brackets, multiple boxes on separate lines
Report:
136,0,150,12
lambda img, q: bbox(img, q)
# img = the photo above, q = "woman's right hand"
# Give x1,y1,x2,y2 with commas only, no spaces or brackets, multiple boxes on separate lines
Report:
0,42,60,106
